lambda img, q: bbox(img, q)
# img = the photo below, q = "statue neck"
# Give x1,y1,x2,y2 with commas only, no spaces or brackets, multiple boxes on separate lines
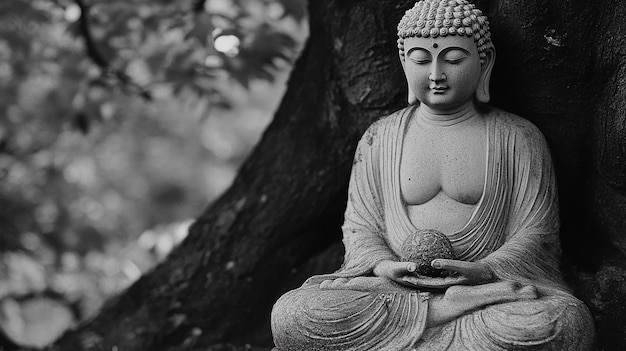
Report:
417,101,477,127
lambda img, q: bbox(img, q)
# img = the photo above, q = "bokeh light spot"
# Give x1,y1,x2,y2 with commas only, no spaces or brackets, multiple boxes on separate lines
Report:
214,34,240,57
64,4,81,22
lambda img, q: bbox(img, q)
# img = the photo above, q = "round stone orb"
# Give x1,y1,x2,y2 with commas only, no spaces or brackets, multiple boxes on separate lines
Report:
400,229,456,277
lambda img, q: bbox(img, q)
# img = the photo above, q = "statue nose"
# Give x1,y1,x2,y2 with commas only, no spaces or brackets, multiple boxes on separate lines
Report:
429,72,447,82
429,62,446,82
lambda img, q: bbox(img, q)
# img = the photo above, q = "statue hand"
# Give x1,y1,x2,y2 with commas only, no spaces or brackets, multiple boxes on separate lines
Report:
400,260,493,289
433,259,493,284
373,260,422,287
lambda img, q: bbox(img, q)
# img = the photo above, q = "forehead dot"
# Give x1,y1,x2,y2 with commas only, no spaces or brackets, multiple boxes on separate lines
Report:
432,43,439,48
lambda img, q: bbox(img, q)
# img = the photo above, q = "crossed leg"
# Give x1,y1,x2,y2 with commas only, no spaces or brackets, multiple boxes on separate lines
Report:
320,276,538,328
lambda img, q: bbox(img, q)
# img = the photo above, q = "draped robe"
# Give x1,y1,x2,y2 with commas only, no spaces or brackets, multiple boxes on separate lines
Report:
271,106,594,350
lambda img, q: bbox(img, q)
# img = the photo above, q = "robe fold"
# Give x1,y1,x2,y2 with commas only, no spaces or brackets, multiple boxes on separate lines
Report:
271,107,594,351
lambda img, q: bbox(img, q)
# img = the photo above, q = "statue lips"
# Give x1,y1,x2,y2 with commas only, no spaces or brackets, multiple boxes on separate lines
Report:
429,85,449,94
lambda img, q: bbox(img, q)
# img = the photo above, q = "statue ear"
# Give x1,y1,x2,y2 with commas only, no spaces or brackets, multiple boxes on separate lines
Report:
476,47,495,104
407,83,418,105
401,58,419,105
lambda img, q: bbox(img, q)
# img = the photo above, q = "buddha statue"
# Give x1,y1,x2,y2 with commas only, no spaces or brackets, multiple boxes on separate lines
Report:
270,0,595,349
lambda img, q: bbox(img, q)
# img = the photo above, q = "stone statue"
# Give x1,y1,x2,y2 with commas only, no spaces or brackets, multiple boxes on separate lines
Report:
270,1,595,349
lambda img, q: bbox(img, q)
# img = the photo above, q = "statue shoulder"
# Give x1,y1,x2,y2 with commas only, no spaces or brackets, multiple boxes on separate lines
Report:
375,106,411,126
488,108,550,151
359,107,410,146
353,107,409,166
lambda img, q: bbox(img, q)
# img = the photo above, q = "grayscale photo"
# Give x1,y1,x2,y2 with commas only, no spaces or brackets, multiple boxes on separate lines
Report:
0,0,621,350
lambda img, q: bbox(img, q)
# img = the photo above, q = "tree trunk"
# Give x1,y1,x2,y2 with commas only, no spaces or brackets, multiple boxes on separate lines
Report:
51,0,626,350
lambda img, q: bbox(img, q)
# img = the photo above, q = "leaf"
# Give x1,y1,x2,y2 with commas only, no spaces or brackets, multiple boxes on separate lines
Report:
185,11,214,45
73,113,90,134
276,0,307,21
0,0,50,56
222,25,297,85
0,0,50,23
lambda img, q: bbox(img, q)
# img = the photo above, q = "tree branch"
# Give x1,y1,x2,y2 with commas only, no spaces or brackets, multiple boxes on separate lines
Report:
74,0,152,100
193,0,207,13
74,0,107,68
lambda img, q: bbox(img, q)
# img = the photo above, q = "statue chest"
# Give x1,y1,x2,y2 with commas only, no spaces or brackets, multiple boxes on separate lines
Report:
399,122,487,206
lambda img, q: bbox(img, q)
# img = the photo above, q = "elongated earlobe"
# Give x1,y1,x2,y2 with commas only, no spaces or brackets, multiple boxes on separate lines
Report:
408,84,418,105
401,58,419,105
476,48,495,104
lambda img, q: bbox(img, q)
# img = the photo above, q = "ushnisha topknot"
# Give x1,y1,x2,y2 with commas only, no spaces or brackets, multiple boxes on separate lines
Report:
397,0,493,63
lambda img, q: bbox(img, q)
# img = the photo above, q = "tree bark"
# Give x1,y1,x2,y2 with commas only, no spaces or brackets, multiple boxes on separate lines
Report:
51,0,626,350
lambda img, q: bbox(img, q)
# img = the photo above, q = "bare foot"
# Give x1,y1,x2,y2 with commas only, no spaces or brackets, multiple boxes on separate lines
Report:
428,281,538,327
446,281,537,306
518,284,538,300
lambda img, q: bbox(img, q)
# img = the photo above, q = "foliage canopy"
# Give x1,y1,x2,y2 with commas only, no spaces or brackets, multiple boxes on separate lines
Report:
0,0,306,346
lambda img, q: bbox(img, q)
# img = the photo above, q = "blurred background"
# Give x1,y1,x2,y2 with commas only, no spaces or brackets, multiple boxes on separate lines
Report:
0,0,307,347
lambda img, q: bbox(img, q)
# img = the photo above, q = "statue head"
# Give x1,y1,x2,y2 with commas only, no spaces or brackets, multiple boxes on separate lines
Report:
397,0,495,107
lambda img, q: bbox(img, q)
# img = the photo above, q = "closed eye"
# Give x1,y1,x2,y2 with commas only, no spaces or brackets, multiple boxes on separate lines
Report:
444,57,465,64
407,47,432,65
442,48,469,64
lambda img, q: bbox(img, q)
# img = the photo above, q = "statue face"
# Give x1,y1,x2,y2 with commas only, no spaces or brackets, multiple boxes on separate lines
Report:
403,35,482,111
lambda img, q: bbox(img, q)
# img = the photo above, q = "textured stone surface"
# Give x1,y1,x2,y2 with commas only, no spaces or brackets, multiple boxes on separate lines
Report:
400,229,455,277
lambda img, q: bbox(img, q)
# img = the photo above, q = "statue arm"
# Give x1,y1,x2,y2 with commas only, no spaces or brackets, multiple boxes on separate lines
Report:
479,122,565,288
338,123,399,277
